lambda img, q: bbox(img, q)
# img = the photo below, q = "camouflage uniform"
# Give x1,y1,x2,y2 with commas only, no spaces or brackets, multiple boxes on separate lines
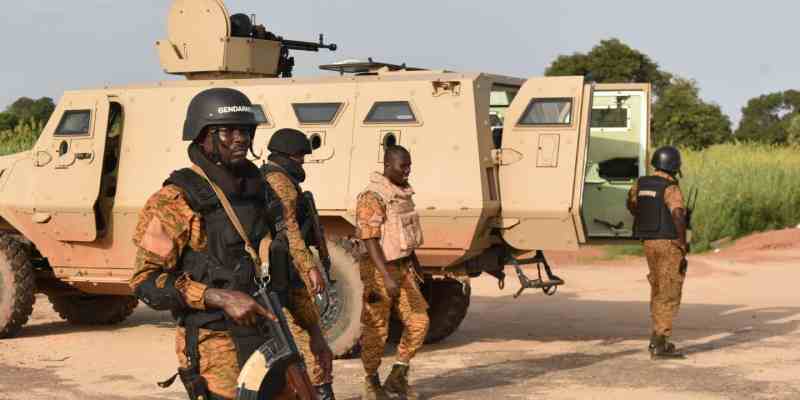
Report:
264,170,331,387
627,170,687,338
355,191,430,376
130,183,324,399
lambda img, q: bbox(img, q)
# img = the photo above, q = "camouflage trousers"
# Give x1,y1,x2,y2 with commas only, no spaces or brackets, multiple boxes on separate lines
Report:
175,288,327,399
644,239,687,338
360,257,430,376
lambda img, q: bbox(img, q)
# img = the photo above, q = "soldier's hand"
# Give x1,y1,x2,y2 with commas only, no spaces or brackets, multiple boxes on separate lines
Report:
307,268,327,295
204,288,277,326
310,331,333,381
383,275,400,298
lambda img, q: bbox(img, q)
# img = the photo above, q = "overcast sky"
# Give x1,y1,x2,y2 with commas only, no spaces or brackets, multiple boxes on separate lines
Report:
1,1,796,126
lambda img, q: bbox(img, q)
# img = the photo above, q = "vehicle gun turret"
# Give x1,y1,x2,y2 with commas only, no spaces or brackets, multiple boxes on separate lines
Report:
156,0,336,80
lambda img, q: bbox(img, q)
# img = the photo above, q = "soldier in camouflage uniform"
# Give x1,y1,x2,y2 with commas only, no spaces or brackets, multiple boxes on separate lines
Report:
627,145,689,360
261,128,335,400
130,88,330,399
356,145,429,400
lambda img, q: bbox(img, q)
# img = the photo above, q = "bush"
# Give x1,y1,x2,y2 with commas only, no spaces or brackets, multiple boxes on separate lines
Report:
679,143,800,252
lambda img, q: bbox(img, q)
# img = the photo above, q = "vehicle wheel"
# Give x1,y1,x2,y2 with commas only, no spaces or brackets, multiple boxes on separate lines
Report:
49,294,138,325
0,235,36,338
314,238,364,358
389,277,471,344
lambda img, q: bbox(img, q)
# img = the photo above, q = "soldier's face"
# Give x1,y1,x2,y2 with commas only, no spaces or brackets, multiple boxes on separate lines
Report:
212,125,253,165
384,153,411,186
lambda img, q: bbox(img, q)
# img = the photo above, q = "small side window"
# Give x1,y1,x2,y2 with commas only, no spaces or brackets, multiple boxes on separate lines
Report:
292,103,342,124
251,105,269,125
55,110,92,136
518,99,572,126
591,108,628,129
365,101,417,123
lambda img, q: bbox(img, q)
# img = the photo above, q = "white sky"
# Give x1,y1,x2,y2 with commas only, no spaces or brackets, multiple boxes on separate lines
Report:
2,1,797,126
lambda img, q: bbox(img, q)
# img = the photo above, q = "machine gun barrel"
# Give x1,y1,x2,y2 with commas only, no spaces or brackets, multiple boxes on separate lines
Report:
281,34,337,52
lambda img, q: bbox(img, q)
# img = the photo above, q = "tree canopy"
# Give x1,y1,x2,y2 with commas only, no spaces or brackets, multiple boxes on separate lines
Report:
735,90,800,144
0,97,55,132
545,38,672,97
652,78,732,149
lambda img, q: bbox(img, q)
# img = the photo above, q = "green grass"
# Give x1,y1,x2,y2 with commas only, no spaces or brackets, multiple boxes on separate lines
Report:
679,143,800,252
601,244,645,260
0,119,42,156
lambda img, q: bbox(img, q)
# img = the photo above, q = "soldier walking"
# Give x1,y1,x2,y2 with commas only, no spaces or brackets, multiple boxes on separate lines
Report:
355,145,429,400
627,145,689,360
261,128,336,400
130,88,330,399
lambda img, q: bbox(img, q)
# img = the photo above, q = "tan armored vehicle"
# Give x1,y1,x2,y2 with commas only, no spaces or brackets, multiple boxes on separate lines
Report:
0,0,650,354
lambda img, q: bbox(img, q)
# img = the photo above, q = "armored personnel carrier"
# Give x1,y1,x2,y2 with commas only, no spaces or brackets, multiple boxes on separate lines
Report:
0,0,650,355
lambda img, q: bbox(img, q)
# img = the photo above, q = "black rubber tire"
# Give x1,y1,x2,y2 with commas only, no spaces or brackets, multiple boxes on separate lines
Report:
388,277,471,344
0,235,36,339
49,294,138,325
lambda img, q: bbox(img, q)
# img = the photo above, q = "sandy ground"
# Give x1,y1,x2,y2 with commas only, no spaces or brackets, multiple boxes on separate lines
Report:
1,234,800,399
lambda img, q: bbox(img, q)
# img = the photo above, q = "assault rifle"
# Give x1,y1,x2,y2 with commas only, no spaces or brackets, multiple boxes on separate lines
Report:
686,186,699,230
301,192,333,283
236,286,317,400
300,192,335,316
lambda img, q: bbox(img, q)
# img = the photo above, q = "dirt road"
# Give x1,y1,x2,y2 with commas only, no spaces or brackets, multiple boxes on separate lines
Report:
1,247,799,399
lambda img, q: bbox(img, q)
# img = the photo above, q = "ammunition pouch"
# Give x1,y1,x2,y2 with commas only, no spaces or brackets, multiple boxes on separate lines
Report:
134,272,187,312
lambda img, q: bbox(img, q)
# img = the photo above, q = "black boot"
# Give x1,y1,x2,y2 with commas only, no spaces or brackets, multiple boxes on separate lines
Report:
315,382,336,400
649,334,685,360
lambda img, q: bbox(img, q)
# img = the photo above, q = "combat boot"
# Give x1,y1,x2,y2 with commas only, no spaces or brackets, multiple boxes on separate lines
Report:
362,374,390,400
383,363,418,400
649,334,686,360
315,383,336,400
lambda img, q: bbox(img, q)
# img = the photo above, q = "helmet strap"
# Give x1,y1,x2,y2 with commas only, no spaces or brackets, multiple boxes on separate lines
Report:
209,128,224,165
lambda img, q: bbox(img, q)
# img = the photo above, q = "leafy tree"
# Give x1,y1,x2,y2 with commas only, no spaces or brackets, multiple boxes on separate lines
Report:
787,113,800,145
0,112,18,131
545,38,672,97
652,78,732,149
7,97,55,126
735,90,800,144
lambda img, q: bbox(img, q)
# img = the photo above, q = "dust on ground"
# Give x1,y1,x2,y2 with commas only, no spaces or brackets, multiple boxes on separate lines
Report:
1,230,799,399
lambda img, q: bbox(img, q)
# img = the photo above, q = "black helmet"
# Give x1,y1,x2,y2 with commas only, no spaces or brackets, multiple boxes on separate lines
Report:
182,88,264,141
268,128,312,156
650,146,682,174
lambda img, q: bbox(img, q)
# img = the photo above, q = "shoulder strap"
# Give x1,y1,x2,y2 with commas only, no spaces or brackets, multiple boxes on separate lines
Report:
189,165,270,279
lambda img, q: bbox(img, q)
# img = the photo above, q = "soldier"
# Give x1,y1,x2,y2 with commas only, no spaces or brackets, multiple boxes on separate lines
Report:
129,87,329,399
627,145,689,360
355,145,429,400
261,128,336,400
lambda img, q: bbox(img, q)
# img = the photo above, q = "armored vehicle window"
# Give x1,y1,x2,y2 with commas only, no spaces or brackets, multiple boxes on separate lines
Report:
591,108,628,129
292,103,342,124
365,101,416,123
252,105,269,125
55,110,92,136
518,99,572,126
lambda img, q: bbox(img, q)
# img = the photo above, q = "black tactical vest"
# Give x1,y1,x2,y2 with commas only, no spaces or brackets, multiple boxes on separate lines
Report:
260,162,311,298
632,176,679,240
165,168,275,367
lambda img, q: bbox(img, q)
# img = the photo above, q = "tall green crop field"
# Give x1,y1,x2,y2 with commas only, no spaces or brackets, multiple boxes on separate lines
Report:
680,143,800,252
0,119,42,156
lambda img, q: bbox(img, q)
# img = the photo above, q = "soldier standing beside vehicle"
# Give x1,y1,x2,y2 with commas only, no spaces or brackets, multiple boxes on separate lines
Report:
627,145,689,360
356,145,429,400
261,128,336,400
129,87,328,399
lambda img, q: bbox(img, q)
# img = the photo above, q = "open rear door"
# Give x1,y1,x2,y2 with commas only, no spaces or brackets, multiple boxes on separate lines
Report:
580,83,651,240
498,76,589,251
